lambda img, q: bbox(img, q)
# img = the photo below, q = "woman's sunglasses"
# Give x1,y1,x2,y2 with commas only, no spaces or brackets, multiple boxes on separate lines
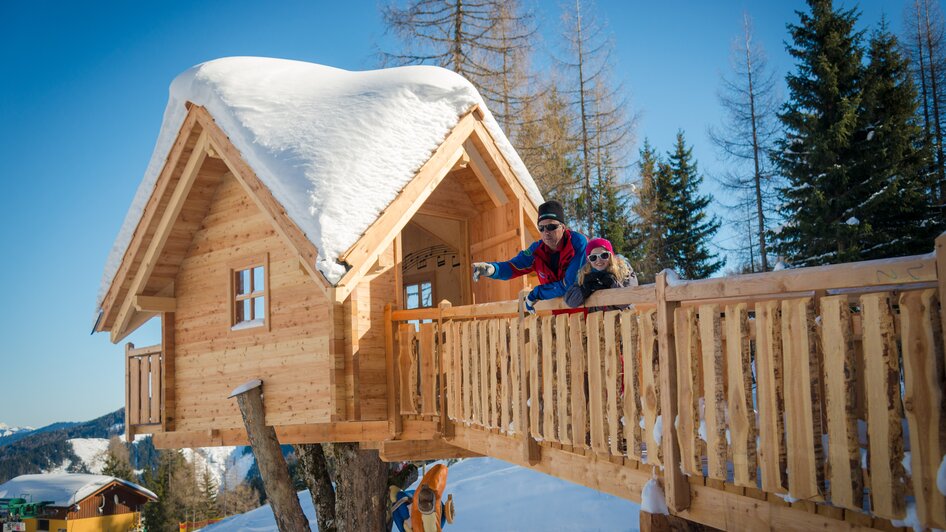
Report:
538,223,562,233
588,252,611,262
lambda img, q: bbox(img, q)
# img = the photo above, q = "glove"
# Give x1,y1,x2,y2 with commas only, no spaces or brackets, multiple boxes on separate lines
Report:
472,262,495,282
584,270,616,291
523,291,537,315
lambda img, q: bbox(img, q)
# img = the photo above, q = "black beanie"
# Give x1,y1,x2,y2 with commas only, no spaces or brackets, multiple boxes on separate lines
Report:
538,200,566,223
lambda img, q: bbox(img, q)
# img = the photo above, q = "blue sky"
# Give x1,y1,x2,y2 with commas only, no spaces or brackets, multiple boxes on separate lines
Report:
0,1,901,427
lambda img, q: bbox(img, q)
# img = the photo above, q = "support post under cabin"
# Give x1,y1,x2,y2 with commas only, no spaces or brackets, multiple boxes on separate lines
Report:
230,379,310,532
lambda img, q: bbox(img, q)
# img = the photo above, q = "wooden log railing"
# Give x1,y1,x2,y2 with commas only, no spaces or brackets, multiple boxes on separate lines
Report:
387,238,946,530
125,342,163,440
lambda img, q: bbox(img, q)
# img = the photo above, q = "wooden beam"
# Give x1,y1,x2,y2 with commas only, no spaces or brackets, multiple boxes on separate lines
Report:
151,420,401,448
378,438,481,462
133,295,176,313
463,139,508,207
665,254,935,302
193,107,333,301
229,380,310,532
469,121,539,222
110,131,209,343
111,309,158,344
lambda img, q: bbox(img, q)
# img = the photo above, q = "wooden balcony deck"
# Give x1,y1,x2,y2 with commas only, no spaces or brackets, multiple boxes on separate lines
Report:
387,235,946,531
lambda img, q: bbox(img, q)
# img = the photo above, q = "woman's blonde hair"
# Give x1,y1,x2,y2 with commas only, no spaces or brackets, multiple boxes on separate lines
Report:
577,251,631,285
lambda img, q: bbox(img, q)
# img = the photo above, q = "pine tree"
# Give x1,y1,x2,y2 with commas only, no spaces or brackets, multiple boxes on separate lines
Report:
853,19,941,257
664,132,722,279
627,140,672,282
773,0,866,266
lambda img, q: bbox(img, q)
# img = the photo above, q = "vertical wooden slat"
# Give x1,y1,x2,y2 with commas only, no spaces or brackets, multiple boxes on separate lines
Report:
384,305,398,433
444,322,456,421
724,303,756,487
128,353,140,427
755,300,787,493
900,289,946,529
569,313,588,450
479,320,489,425
541,316,556,442
604,310,621,456
500,319,512,434
862,293,906,520
509,319,521,434
141,354,151,424
398,324,416,415
699,304,726,479
461,321,472,423
674,306,701,475
419,322,438,416
150,353,162,424
526,315,541,441
781,297,824,501
587,311,606,454
621,310,642,461
820,295,862,510
640,308,661,468
489,319,500,428
555,314,571,445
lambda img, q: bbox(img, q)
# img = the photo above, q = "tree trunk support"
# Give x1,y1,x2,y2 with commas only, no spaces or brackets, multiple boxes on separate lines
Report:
230,379,310,532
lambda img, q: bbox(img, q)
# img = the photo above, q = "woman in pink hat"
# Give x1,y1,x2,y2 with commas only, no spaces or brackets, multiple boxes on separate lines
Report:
564,237,638,310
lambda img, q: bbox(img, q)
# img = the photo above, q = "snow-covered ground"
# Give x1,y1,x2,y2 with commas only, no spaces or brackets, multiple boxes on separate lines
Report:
204,457,642,531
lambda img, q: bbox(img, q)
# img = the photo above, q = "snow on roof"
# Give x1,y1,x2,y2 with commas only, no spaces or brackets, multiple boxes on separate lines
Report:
0,474,157,507
98,57,542,308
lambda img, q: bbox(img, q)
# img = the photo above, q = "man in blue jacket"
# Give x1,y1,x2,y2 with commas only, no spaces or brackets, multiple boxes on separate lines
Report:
471,200,587,313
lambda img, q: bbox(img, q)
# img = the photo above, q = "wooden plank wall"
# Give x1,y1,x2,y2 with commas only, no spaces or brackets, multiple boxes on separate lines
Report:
173,173,333,431
470,200,529,304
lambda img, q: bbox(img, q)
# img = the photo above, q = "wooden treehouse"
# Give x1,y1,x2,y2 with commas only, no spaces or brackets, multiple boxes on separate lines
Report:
95,58,946,530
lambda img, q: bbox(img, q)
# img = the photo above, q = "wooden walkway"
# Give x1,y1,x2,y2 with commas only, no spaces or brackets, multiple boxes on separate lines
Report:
385,234,946,531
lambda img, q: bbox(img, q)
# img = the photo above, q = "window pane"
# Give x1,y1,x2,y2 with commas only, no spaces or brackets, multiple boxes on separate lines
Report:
253,266,265,292
242,299,253,321
406,284,419,310
254,297,265,320
421,282,433,308
236,269,251,295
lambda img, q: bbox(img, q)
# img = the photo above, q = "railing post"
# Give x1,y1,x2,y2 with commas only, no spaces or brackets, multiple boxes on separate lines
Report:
518,289,541,465
125,342,134,443
936,232,946,374
656,271,690,511
384,303,402,438
438,299,453,438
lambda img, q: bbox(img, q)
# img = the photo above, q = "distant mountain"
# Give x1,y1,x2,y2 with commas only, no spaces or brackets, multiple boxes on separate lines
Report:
0,409,124,483
0,421,79,448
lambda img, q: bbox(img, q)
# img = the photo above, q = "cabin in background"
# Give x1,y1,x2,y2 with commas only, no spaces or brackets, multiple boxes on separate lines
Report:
0,474,156,532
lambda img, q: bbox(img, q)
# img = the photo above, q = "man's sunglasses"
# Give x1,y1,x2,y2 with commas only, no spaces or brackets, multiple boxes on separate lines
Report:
588,252,611,262
538,223,562,233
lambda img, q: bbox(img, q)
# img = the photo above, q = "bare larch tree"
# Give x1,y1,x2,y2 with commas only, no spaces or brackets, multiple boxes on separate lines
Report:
708,13,780,272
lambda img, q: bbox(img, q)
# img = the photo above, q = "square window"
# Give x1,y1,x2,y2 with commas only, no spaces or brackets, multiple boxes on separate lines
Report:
230,255,269,331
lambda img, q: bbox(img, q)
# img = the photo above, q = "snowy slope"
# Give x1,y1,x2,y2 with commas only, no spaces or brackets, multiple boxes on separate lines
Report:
67,438,109,474
99,57,543,306
204,457,643,531
183,446,255,491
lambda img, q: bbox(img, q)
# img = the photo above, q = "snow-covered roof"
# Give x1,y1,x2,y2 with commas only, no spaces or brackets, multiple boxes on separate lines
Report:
0,474,157,507
98,57,542,307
